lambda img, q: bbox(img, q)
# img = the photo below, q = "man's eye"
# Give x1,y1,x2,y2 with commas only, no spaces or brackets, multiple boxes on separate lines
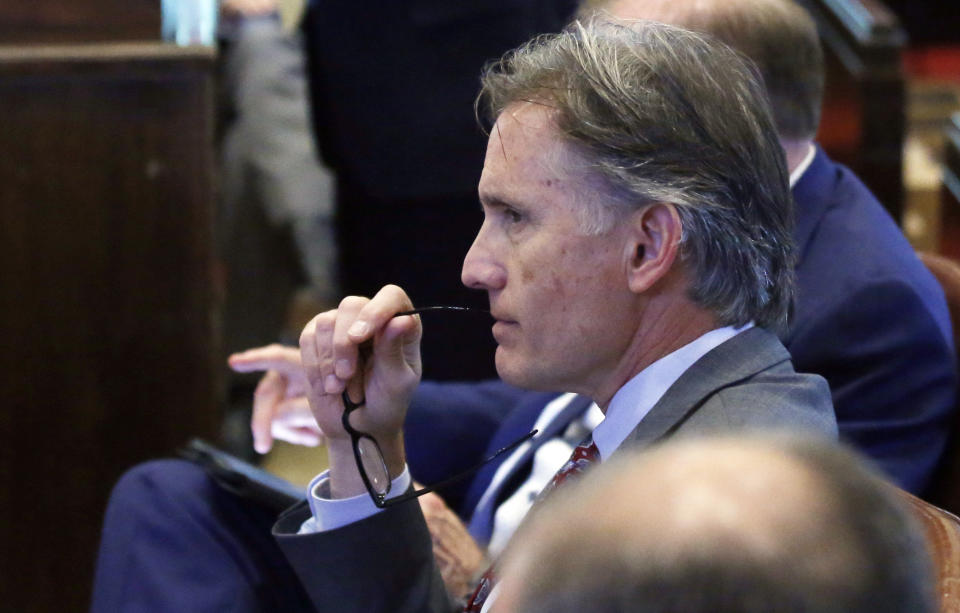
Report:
504,208,523,223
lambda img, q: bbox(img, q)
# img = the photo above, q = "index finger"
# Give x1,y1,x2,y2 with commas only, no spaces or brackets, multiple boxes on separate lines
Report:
228,344,301,374
251,369,285,454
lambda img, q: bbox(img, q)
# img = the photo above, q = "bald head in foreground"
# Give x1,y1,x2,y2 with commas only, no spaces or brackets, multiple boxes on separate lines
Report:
495,435,936,613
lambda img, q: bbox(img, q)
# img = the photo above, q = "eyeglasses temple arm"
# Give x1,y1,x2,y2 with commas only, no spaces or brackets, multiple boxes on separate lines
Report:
389,429,538,504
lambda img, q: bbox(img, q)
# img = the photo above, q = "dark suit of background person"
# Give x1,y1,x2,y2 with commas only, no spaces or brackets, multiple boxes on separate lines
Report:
787,146,953,493
274,328,837,613
298,0,577,381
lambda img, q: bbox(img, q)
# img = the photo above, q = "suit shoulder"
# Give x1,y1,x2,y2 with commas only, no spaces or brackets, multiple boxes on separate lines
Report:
681,362,837,438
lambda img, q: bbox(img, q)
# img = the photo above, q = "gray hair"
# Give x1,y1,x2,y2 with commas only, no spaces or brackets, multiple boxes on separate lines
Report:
478,19,794,331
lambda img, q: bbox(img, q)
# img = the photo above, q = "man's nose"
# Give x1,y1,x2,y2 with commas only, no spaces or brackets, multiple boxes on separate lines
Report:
461,231,506,291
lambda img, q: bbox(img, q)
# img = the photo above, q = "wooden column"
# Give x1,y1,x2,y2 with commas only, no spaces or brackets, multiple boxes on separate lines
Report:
0,43,219,612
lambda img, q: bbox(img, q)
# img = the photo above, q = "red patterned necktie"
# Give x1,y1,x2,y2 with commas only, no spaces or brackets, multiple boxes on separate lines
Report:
462,438,601,612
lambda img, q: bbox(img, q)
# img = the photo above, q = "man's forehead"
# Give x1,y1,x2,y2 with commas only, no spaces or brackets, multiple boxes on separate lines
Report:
489,102,563,163
495,101,555,132
479,103,620,213
482,103,582,185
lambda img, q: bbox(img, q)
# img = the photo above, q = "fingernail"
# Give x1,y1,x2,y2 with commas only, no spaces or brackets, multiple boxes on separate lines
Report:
254,440,269,454
348,321,369,337
335,359,351,378
324,374,342,394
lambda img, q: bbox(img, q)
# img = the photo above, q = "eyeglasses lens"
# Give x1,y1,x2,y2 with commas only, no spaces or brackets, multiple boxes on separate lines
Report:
358,435,390,496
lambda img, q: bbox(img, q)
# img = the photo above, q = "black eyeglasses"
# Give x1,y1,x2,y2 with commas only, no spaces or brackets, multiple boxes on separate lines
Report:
340,305,537,508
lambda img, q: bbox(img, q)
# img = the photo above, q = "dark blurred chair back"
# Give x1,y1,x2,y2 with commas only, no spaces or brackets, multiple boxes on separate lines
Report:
919,252,960,516
897,489,960,612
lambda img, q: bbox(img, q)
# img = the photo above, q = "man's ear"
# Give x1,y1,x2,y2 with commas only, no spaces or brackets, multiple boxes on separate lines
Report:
624,203,683,294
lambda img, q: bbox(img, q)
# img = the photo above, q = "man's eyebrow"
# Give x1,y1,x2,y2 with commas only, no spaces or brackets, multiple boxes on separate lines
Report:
479,194,527,212
477,193,503,209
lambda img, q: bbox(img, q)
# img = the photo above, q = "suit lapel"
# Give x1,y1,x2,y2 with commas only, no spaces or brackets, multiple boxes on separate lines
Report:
467,394,594,543
621,327,790,449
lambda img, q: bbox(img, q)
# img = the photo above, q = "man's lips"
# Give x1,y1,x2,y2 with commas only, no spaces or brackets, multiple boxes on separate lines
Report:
491,318,518,340
490,311,517,325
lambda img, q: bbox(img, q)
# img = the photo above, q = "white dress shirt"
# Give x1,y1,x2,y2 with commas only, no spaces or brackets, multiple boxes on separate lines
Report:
484,395,603,558
789,143,816,188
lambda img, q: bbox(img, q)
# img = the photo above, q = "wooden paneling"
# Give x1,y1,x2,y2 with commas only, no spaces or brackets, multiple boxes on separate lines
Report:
0,43,219,612
0,0,159,44
800,0,907,220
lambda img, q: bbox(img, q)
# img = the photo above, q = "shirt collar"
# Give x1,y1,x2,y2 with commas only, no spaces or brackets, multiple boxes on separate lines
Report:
591,322,753,460
789,143,817,188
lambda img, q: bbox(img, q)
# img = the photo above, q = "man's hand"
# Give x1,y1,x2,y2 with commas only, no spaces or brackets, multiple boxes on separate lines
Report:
229,344,321,454
419,491,486,600
300,285,423,498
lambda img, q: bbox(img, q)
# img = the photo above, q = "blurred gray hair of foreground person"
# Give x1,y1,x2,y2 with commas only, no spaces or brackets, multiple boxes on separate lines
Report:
493,434,936,613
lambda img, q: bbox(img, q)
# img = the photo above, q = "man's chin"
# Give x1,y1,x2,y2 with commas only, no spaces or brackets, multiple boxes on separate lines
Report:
494,350,525,388
495,350,554,391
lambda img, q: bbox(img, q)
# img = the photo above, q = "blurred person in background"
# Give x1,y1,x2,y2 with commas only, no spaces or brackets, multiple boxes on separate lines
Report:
217,0,338,453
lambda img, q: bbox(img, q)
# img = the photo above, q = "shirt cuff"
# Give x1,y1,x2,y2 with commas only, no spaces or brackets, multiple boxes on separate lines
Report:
298,465,412,534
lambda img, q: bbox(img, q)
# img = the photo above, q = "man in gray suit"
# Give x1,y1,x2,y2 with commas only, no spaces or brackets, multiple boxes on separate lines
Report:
275,19,836,612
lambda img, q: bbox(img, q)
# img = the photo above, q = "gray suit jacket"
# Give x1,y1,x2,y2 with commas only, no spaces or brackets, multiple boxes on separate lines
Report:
272,327,836,612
